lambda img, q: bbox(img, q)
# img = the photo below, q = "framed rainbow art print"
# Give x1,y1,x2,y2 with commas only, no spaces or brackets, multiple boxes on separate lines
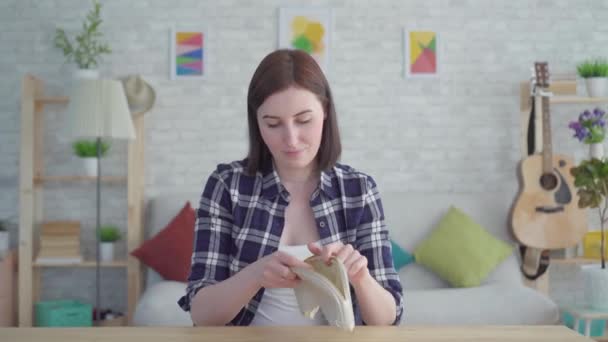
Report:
170,27,206,80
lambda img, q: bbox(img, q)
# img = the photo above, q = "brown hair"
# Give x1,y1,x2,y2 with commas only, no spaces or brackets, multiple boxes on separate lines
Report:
245,49,341,175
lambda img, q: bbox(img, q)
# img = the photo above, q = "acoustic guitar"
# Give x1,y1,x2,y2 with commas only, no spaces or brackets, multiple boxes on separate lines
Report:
511,62,587,249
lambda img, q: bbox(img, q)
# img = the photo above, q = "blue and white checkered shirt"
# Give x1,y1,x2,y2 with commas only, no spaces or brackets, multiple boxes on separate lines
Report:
178,159,404,326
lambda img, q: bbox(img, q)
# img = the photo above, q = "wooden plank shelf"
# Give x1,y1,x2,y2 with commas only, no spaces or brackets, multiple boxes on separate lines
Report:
552,257,601,265
550,96,608,104
33,260,127,268
34,175,127,185
34,96,69,105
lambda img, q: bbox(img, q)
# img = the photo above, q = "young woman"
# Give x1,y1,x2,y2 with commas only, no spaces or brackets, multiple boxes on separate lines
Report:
178,49,403,326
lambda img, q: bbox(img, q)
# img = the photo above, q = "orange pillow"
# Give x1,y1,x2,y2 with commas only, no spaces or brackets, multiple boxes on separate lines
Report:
131,201,195,282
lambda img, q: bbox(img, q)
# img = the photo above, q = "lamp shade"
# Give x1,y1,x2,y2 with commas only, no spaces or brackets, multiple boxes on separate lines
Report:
67,79,136,140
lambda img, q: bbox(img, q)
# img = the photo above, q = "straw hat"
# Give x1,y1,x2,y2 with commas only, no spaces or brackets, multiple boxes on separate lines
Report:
121,75,156,116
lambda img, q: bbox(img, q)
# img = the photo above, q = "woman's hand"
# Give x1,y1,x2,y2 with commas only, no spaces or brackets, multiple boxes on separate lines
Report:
252,251,312,289
307,242,370,287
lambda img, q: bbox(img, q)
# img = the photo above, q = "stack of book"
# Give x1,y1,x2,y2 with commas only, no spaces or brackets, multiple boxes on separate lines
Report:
35,221,82,264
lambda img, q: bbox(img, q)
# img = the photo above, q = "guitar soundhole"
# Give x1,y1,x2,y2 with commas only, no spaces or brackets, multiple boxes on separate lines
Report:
540,173,558,190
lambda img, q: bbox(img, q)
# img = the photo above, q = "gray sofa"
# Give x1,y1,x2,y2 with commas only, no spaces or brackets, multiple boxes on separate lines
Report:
132,191,558,326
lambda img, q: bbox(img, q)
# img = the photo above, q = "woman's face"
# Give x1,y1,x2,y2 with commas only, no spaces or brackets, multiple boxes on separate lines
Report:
257,86,325,174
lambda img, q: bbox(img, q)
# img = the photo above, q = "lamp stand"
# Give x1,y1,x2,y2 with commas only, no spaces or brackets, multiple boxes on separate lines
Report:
95,137,101,324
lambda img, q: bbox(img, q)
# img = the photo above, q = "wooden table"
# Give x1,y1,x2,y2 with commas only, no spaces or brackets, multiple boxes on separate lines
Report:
0,325,594,341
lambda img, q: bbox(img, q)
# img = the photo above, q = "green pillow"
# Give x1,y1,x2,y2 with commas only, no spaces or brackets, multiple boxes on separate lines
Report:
390,240,415,270
413,206,513,287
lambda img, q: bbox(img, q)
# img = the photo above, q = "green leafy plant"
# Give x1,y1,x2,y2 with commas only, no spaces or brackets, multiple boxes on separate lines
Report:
99,225,121,243
577,58,608,78
571,158,608,269
53,0,111,69
72,139,110,158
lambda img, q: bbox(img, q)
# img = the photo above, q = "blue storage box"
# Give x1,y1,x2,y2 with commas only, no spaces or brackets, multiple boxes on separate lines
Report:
35,300,92,327
562,312,606,337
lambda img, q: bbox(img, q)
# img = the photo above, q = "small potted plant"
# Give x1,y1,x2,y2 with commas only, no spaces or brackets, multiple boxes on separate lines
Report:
571,159,608,310
53,0,111,79
568,107,607,159
72,139,110,177
577,58,608,97
99,225,121,262
0,219,9,258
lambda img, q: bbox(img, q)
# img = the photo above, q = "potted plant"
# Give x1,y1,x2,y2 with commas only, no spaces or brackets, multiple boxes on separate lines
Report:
0,219,9,258
568,107,607,159
570,159,608,310
577,58,608,97
72,139,110,177
53,0,111,79
99,225,121,262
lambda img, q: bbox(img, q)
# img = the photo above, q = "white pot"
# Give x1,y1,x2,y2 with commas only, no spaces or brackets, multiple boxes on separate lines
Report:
582,264,608,310
83,157,98,177
590,143,605,159
100,242,114,262
74,69,99,80
585,77,608,97
0,231,8,258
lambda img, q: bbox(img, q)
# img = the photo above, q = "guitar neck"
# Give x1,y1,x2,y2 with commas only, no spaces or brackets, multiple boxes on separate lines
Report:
541,95,553,172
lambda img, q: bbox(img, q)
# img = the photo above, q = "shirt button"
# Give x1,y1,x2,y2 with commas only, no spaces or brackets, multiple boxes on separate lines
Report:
319,221,326,228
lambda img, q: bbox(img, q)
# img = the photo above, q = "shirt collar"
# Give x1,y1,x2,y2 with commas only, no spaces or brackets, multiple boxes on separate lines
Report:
260,161,339,200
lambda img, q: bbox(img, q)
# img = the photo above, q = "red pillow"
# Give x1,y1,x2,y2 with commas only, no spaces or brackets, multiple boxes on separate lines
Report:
131,201,195,282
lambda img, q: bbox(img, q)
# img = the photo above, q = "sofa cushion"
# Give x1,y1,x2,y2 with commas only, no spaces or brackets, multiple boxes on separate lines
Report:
413,206,513,287
391,239,415,270
400,284,559,325
131,201,196,282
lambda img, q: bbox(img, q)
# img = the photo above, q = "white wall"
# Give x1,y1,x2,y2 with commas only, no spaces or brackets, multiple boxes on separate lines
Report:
1,0,607,314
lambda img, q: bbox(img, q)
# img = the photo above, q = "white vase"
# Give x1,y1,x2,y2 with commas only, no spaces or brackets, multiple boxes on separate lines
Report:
582,264,608,310
83,157,98,177
585,77,608,97
590,143,605,159
100,242,114,262
74,69,99,80
0,231,8,259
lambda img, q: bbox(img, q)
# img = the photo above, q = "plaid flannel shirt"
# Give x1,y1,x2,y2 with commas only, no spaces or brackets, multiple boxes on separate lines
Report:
178,159,404,326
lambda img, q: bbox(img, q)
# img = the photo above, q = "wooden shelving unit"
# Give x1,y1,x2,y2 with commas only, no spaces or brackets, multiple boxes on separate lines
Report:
18,74,146,327
33,260,128,268
33,175,127,185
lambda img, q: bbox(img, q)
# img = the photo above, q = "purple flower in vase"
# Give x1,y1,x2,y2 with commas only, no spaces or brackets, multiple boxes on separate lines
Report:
580,110,592,122
569,107,607,144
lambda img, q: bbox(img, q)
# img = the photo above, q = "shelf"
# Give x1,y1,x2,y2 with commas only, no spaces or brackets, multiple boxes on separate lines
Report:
33,260,127,268
551,257,601,265
34,175,127,185
551,96,608,104
34,96,69,105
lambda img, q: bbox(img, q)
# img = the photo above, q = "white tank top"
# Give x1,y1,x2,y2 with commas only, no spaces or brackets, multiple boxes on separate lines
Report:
250,244,327,326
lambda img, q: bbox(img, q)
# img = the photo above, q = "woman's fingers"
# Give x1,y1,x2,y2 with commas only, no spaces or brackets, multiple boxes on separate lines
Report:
348,257,368,277
342,248,360,269
307,242,323,256
276,251,311,269
335,244,354,263
321,242,343,263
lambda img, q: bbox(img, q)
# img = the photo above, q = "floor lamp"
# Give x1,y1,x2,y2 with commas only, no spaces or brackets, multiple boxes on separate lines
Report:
66,78,135,322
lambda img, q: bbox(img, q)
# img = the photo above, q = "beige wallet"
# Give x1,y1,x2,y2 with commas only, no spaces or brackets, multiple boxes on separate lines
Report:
291,256,355,331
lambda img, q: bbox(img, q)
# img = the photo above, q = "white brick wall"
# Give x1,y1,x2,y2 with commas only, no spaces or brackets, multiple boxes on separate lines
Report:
1,0,607,316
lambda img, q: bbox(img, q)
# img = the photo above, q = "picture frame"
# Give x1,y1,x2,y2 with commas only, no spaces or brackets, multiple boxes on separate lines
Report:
170,27,206,80
278,7,332,74
404,29,439,78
